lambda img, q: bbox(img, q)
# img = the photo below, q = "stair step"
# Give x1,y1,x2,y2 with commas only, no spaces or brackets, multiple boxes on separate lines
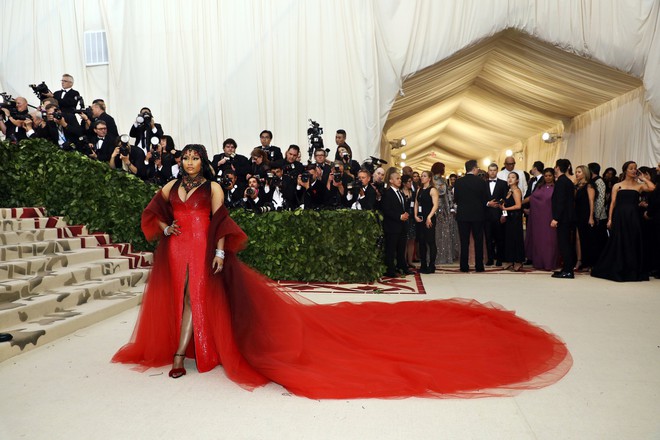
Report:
0,207,47,219
0,248,117,281
0,284,144,363
0,267,149,330
0,258,134,299
0,228,60,245
0,235,119,262
0,216,66,232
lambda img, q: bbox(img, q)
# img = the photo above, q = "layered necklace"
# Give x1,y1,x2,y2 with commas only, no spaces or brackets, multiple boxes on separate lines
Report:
182,174,204,193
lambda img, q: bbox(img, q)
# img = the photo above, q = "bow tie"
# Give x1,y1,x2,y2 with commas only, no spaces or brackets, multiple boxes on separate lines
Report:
98,137,104,141
489,180,497,182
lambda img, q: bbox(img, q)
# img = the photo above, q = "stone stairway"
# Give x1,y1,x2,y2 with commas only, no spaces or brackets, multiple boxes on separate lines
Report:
0,207,152,363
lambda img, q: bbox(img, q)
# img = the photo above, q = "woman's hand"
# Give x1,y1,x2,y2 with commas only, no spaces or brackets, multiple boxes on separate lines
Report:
164,220,181,236
588,217,595,227
415,215,423,223
212,256,224,274
425,217,433,228
607,219,612,229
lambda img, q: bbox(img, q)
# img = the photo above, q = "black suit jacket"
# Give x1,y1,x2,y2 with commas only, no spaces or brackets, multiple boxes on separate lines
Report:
551,174,576,223
53,89,82,113
212,153,250,180
454,174,489,222
129,122,164,152
45,113,83,148
303,180,327,209
381,187,406,234
486,178,509,221
354,184,377,210
86,112,119,138
91,134,117,163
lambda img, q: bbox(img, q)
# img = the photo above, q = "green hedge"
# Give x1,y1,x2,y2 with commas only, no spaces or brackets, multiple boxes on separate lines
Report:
0,139,385,282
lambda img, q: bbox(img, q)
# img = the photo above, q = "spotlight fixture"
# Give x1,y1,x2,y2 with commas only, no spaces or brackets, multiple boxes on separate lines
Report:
389,138,407,149
400,153,407,160
542,132,562,143
505,149,513,157
482,158,491,167
400,161,406,167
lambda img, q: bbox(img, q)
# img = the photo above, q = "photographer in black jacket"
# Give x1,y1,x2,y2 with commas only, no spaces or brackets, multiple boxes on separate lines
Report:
44,104,83,151
298,163,327,209
212,138,250,183
281,144,305,209
129,107,164,158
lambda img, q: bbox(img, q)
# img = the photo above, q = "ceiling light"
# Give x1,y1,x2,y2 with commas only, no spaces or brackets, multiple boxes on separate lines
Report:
505,149,513,157
400,138,407,146
400,153,407,160
542,132,562,143
482,158,491,167
389,139,407,149
400,162,406,167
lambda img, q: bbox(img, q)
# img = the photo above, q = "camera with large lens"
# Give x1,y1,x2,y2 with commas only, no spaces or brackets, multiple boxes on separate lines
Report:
29,82,51,100
52,110,63,120
219,175,233,188
12,112,32,121
246,187,258,198
75,106,94,120
0,93,17,119
135,112,152,126
300,171,311,183
119,134,130,156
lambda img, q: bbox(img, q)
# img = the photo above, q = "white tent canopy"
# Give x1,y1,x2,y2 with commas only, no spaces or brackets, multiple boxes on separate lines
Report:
1,0,658,172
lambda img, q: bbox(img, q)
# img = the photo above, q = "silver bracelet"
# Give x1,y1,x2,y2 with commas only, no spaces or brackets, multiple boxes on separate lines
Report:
163,225,171,236
215,249,225,259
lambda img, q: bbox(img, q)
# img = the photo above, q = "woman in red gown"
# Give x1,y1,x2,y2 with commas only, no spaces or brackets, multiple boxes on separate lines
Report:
113,145,572,399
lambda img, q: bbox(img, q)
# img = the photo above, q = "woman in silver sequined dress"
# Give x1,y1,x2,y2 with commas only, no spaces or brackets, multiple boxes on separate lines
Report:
431,162,459,264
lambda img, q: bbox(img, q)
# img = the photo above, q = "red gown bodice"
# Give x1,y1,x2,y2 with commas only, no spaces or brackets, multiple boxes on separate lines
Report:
113,183,572,399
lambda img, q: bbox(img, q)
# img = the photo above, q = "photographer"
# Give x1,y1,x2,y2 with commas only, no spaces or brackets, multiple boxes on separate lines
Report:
325,161,352,209
0,96,30,141
88,120,116,162
129,107,164,158
44,104,83,151
298,163,327,210
312,148,332,185
144,137,176,186
348,168,377,210
80,100,119,138
24,111,49,140
44,74,83,114
281,144,305,209
336,145,361,178
241,176,270,212
109,136,146,177
247,148,270,181
220,169,245,209
261,160,287,210
258,129,283,162
212,138,250,182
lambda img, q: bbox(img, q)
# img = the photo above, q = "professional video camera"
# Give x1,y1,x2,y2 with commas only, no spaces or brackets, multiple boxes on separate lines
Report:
118,134,131,156
135,111,152,126
0,93,16,120
362,156,388,173
306,119,327,163
29,82,51,101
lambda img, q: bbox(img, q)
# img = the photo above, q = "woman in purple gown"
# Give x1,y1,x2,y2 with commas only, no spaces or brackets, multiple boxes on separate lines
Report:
524,168,559,271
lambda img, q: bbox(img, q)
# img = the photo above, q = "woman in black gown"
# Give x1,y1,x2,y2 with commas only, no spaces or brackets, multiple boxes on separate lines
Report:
414,171,439,273
500,172,525,271
574,165,596,271
591,161,656,282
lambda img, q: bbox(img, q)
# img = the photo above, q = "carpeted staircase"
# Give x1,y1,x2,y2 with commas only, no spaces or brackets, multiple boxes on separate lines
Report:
0,207,151,363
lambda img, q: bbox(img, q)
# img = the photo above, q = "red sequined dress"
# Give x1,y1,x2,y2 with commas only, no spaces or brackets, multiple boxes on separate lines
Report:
113,181,572,399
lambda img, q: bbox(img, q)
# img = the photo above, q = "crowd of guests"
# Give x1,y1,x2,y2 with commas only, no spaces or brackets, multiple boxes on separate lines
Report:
2,74,658,282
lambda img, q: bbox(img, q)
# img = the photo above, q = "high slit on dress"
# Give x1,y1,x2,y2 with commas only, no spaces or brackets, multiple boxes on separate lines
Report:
113,181,573,399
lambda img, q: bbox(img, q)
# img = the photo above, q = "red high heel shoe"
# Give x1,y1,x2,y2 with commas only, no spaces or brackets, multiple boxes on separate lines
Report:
169,353,186,379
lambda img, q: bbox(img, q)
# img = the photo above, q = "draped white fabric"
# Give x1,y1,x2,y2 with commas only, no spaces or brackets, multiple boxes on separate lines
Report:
1,0,658,172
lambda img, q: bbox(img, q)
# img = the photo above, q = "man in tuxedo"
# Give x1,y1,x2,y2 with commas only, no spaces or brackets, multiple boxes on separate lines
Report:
312,148,332,185
454,160,493,272
48,74,83,114
298,164,327,209
212,138,250,183
348,169,377,210
484,163,509,266
259,130,284,162
44,104,83,151
551,158,576,279
88,120,116,163
0,96,30,141
281,145,305,209
381,170,412,277
222,170,246,209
